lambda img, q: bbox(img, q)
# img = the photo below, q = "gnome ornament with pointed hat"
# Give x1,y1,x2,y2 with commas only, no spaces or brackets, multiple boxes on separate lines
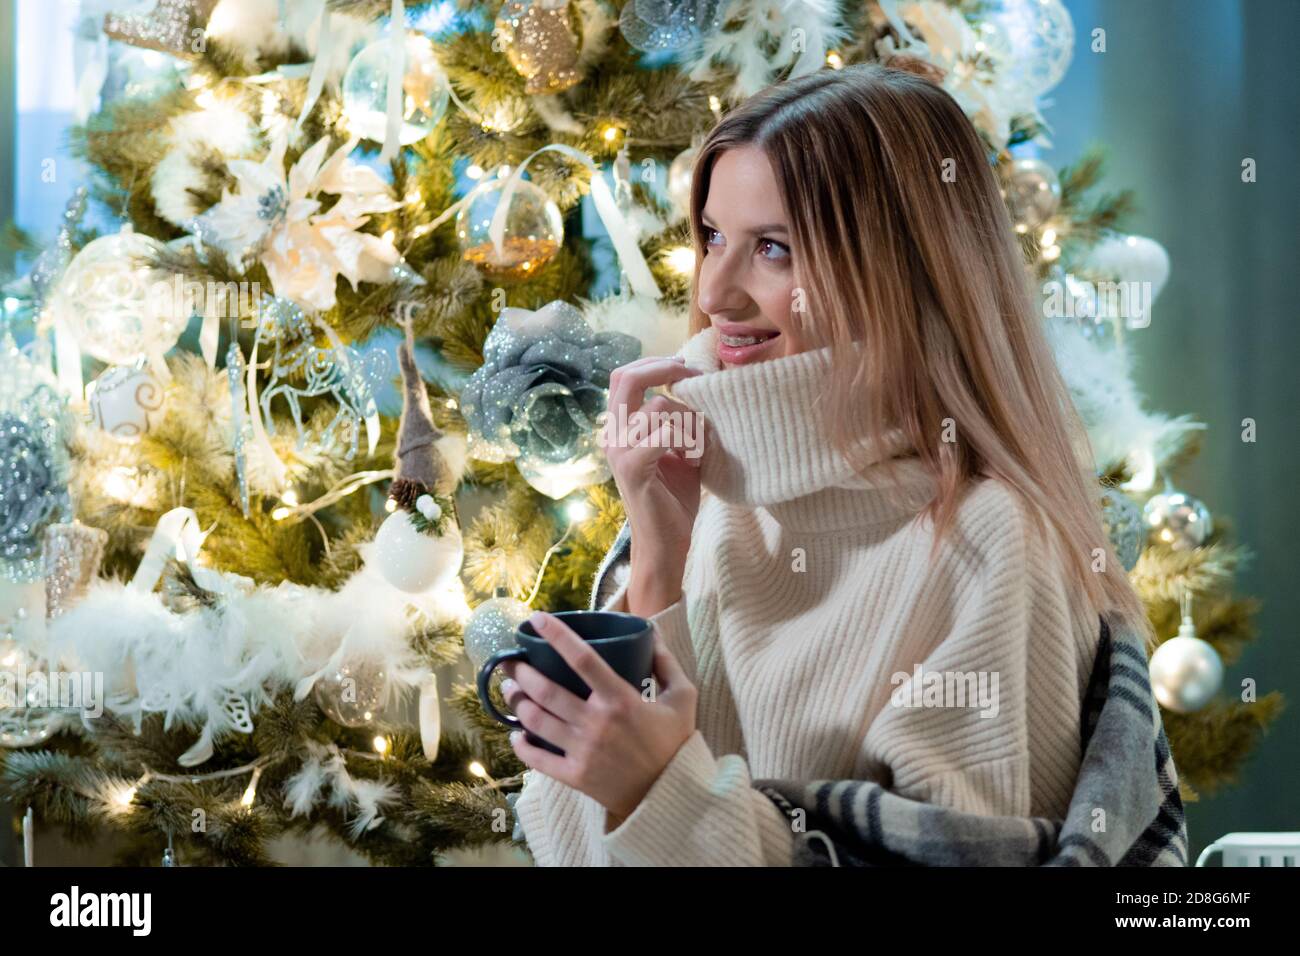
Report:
371,325,464,594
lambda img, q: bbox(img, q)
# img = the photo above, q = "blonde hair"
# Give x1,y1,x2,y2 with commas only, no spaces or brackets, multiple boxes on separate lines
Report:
688,63,1153,649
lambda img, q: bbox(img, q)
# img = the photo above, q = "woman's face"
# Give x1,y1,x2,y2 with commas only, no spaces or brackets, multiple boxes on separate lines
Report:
696,146,807,367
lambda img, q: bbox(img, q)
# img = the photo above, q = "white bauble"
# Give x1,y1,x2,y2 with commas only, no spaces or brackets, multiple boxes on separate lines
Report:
1150,634,1223,713
371,509,463,594
87,364,165,442
1083,234,1171,325
51,231,189,365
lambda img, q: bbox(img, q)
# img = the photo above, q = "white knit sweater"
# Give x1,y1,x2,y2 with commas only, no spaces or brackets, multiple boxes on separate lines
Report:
513,327,1101,866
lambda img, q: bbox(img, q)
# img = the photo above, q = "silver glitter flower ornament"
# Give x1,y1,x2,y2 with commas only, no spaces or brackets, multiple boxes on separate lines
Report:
0,333,71,582
459,301,640,498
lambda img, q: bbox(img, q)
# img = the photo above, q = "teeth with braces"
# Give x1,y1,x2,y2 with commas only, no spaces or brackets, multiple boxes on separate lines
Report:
721,333,776,347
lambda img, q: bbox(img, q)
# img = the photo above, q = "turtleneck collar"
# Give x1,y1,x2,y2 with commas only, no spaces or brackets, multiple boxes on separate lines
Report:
664,327,935,532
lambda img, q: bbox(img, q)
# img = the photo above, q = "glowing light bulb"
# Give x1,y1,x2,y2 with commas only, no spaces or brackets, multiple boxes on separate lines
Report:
826,51,844,69
281,489,299,507
384,498,398,513
565,499,591,523
271,506,292,521
466,164,484,180
373,736,390,755
469,761,487,778
664,246,695,276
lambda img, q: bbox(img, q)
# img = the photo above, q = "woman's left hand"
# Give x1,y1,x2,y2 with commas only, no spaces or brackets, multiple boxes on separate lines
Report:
501,612,698,821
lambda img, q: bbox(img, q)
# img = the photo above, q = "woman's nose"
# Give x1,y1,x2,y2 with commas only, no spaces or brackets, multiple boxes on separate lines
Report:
695,252,748,317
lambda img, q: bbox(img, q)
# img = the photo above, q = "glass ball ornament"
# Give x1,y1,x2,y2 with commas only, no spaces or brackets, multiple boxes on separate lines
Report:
342,32,450,145
50,230,189,365
1143,490,1213,551
1000,157,1061,231
0,708,64,748
1149,631,1223,714
985,0,1075,98
463,588,532,671
371,508,464,594
620,0,724,53
457,173,563,279
313,660,388,727
667,146,696,216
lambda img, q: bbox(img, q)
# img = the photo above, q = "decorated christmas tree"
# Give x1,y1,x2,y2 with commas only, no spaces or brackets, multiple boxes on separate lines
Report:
0,0,1282,866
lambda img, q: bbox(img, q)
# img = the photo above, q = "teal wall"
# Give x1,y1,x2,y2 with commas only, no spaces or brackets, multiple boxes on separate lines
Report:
1050,0,1299,860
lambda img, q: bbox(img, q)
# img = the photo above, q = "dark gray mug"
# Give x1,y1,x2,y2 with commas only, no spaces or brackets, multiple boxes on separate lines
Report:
477,610,654,756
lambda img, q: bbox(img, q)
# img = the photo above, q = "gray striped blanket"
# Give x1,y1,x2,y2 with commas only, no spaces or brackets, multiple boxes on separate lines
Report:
590,520,1188,867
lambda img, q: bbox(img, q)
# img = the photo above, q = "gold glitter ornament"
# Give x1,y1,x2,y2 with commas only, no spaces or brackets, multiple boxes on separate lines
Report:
495,0,583,95
103,0,218,59
1000,157,1061,231
457,172,563,277
42,523,108,619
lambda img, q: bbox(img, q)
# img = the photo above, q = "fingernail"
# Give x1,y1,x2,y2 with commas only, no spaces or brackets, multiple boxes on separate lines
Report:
501,678,516,695
528,611,549,631
509,731,521,746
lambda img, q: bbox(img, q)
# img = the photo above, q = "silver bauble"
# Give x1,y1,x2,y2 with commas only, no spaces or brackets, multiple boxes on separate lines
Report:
464,589,532,671
1149,634,1223,713
1143,490,1213,551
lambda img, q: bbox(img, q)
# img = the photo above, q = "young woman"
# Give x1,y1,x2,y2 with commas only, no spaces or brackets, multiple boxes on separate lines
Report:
503,62,1154,866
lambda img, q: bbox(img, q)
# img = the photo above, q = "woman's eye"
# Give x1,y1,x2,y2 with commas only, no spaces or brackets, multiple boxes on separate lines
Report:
758,238,790,262
704,227,724,248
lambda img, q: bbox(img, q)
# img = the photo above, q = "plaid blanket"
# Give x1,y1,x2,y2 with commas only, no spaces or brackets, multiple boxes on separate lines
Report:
590,521,1188,867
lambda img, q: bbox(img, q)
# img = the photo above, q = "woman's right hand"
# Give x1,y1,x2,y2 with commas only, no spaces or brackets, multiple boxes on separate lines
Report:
601,356,706,614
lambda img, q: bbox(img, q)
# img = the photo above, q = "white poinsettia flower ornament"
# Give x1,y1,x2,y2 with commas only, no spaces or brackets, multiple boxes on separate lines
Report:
190,133,406,311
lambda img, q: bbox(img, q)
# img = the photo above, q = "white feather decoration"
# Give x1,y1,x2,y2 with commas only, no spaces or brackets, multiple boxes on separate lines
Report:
685,0,850,101
284,749,330,818
581,294,690,359
1044,319,1206,480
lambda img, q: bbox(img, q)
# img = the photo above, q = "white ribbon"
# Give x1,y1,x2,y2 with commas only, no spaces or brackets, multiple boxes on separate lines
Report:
379,0,407,163
129,507,208,594
51,313,84,399
296,5,335,132
245,334,291,493
73,33,109,124
492,144,662,300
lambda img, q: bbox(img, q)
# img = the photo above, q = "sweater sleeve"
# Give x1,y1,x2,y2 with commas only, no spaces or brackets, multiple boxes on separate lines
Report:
514,591,794,866
600,726,798,866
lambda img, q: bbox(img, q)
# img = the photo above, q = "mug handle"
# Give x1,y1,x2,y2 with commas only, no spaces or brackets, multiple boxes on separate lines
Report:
477,648,528,727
